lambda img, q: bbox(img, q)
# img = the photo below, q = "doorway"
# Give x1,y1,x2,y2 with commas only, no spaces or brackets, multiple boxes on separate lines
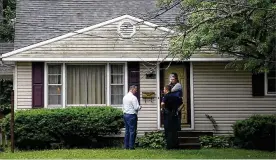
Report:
159,62,191,128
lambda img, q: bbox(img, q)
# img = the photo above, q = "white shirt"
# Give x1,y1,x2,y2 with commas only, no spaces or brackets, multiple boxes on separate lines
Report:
122,92,141,114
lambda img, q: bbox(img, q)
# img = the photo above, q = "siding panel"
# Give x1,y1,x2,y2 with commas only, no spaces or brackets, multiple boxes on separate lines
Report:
193,62,276,135
16,62,32,109
137,62,158,135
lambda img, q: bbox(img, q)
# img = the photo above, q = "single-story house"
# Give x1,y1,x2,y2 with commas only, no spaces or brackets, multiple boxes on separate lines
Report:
2,15,276,136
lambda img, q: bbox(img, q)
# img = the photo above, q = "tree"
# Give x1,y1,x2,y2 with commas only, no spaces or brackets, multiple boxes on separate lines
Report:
0,0,16,42
156,0,276,73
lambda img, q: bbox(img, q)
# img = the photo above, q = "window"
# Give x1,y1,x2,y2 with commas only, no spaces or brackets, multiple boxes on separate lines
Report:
266,68,276,95
110,64,125,105
48,64,62,106
66,65,106,105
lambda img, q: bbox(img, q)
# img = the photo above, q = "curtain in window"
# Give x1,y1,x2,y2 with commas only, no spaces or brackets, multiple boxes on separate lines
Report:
67,65,106,105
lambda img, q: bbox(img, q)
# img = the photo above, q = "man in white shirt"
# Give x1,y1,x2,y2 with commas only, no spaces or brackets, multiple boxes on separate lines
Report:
122,85,141,150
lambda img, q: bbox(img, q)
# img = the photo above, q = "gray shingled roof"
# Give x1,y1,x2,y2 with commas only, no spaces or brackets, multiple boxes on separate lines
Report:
14,0,179,49
0,42,14,76
0,43,13,55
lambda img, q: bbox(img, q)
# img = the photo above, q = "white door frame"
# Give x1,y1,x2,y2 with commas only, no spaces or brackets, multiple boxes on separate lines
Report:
157,62,195,130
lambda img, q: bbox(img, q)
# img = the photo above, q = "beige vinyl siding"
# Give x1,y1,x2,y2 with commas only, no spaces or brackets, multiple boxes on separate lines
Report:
16,62,32,109
193,62,276,135
137,62,158,135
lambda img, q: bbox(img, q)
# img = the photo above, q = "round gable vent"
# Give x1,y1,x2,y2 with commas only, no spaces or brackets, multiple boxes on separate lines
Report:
117,21,136,38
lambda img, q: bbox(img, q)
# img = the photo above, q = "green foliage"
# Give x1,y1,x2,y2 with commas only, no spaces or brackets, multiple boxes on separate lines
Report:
232,114,276,151
199,135,233,148
0,0,16,42
136,131,166,149
157,0,276,73
0,104,11,116
0,79,13,105
1,107,124,149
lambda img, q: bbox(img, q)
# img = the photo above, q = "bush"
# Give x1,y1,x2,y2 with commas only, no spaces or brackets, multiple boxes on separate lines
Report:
0,104,11,116
0,79,13,104
1,107,124,149
199,135,233,148
136,131,165,149
232,114,276,151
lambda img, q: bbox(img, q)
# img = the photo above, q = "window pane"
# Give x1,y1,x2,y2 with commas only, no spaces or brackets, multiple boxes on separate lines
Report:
111,85,124,104
111,64,124,75
48,85,62,95
48,75,61,84
111,75,124,84
67,65,106,105
48,65,61,74
48,95,61,105
267,79,276,93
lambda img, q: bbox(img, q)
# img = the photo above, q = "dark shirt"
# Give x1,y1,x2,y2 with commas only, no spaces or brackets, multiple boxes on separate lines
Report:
162,92,181,112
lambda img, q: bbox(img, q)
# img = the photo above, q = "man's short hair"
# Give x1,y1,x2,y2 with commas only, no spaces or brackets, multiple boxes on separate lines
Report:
164,85,172,92
129,85,137,91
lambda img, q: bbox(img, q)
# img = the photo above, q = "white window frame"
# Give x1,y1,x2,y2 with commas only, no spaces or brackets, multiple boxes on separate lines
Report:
45,63,64,108
44,62,127,108
109,63,127,106
265,72,276,96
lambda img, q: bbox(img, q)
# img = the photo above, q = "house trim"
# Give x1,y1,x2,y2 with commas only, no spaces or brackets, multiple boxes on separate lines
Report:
124,62,128,96
106,63,110,106
2,15,174,59
190,62,195,130
13,64,17,111
3,57,237,62
156,63,161,129
62,63,66,108
264,73,276,96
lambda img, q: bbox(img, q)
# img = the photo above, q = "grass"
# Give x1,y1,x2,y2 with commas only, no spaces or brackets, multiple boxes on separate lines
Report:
0,148,275,159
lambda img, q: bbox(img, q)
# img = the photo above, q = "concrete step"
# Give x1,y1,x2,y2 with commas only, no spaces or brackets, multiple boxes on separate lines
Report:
178,143,201,149
178,137,199,143
178,131,213,137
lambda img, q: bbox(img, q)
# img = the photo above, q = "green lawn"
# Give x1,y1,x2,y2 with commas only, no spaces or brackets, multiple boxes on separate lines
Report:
0,148,275,159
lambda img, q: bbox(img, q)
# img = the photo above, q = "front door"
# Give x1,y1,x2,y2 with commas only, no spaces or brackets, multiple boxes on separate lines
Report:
160,64,189,128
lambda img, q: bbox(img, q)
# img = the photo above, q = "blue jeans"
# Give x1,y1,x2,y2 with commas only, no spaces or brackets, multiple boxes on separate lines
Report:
123,113,137,149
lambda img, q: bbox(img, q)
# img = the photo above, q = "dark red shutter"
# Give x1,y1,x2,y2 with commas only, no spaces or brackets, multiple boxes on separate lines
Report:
32,62,44,108
128,62,140,103
252,73,265,96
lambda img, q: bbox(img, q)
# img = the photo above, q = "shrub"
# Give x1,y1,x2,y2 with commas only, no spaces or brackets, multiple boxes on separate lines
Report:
199,135,233,148
136,131,165,149
0,79,13,104
0,104,11,116
232,114,276,151
1,106,124,149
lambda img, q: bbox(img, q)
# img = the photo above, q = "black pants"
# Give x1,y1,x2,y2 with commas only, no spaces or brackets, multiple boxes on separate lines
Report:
163,109,179,149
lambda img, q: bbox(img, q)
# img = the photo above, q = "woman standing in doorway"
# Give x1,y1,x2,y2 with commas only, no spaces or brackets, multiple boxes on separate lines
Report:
169,73,183,131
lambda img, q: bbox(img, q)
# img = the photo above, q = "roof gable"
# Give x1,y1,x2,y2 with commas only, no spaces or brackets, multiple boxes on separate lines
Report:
3,15,174,60
14,0,179,49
